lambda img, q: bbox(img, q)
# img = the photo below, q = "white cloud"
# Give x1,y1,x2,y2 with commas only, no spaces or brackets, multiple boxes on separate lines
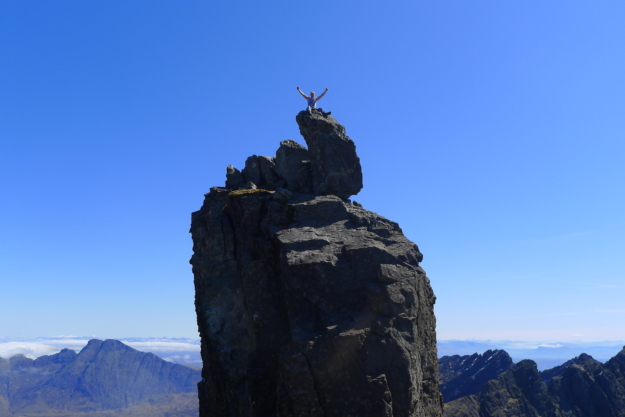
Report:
0,340,90,359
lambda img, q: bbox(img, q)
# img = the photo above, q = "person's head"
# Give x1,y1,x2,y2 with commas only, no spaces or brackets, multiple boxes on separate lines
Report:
310,91,315,97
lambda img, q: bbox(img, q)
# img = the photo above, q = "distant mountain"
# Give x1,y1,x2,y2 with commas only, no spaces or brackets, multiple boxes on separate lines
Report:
0,336,202,367
439,350,513,402
438,340,625,371
443,346,625,417
0,339,201,417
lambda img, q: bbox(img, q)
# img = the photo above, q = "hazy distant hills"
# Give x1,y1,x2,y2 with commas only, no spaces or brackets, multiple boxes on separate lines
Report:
0,337,202,367
5,337,624,416
441,346,625,417
0,339,200,417
438,340,625,370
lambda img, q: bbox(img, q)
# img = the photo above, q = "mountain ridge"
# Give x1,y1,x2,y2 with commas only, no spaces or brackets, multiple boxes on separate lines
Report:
0,339,200,417
442,346,625,417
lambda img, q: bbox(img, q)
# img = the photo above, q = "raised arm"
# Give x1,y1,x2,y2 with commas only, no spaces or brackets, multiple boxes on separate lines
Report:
316,87,329,101
296,86,309,100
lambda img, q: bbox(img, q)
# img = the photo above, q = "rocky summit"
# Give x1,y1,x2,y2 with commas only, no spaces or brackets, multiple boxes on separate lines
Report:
190,110,442,416
224,109,363,199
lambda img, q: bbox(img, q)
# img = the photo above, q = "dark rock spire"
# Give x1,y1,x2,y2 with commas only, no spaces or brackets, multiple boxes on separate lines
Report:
192,110,442,416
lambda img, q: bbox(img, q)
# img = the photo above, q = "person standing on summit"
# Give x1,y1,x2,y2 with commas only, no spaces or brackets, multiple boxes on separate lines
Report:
297,86,330,114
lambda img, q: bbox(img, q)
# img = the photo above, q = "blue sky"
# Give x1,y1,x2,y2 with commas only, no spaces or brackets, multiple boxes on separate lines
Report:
1,1,624,342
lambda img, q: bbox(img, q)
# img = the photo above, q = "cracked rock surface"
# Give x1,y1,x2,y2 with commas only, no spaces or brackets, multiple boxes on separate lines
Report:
190,188,443,416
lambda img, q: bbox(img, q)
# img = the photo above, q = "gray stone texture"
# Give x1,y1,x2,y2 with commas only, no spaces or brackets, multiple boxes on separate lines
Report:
274,140,313,194
223,111,362,199
258,155,281,189
191,188,443,417
295,109,363,199
242,155,262,186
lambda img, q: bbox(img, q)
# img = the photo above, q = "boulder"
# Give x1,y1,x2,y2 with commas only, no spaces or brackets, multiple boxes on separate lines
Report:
274,140,313,194
296,110,363,199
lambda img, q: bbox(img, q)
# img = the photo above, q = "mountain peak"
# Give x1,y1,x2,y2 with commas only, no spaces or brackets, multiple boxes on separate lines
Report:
2,339,200,415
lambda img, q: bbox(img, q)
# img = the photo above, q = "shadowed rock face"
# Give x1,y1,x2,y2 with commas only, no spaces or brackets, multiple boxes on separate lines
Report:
443,347,625,417
274,140,313,194
191,193,442,415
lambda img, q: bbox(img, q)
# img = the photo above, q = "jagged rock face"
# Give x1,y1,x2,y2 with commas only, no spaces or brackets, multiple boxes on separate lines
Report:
477,360,556,417
225,111,362,199
191,188,442,417
0,339,200,415
295,110,363,198
438,350,513,402
443,347,625,417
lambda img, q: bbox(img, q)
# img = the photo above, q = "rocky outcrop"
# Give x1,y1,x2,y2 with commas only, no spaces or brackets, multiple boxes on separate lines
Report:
224,109,362,199
439,350,513,402
274,140,313,194
443,347,625,417
295,110,362,198
191,111,441,416
0,339,201,416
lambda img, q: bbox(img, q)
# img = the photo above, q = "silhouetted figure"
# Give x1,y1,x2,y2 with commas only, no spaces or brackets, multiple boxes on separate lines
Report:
297,86,330,115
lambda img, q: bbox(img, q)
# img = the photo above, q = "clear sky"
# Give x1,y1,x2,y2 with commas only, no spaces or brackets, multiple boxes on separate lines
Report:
1,1,624,342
